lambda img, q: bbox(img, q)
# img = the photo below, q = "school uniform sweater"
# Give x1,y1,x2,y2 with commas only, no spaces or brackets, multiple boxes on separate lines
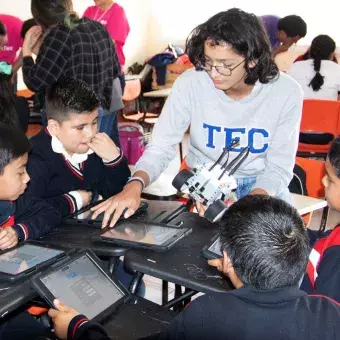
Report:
26,129,130,218
135,69,303,196
0,195,61,241
67,285,340,340
301,227,340,303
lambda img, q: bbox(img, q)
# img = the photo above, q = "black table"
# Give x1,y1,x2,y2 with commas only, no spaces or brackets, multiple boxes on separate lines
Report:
124,212,233,307
0,281,36,319
103,296,177,340
39,200,184,257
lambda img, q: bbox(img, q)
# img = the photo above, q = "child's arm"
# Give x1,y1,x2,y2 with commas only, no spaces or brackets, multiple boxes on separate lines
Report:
13,194,61,241
88,133,131,199
27,154,90,218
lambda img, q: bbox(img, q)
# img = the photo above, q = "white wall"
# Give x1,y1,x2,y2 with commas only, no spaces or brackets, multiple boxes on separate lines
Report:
146,0,340,56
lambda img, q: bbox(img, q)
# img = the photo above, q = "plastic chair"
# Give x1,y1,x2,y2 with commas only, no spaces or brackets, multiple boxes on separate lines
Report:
296,157,325,199
121,79,159,131
298,99,340,157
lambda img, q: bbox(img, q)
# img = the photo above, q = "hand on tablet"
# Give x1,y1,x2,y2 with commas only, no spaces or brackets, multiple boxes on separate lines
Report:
77,190,92,207
0,227,18,250
91,181,142,228
48,299,80,340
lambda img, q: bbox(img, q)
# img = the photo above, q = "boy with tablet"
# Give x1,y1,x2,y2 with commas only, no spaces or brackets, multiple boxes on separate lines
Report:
0,124,60,339
48,196,340,339
26,76,130,218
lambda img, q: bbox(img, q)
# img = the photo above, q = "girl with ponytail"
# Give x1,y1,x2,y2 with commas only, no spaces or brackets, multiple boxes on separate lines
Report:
288,35,340,100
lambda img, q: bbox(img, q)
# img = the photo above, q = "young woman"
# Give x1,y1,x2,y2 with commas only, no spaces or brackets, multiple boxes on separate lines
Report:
93,8,304,228
288,35,340,100
22,0,122,143
83,0,130,91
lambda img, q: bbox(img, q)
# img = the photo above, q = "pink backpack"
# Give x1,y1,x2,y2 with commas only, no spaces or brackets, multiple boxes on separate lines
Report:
118,123,149,165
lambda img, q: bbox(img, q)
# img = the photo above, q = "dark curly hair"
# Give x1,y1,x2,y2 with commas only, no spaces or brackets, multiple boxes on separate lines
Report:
185,8,279,85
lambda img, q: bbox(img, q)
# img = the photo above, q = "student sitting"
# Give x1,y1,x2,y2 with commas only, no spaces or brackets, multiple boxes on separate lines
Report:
48,195,340,340
0,123,60,340
260,14,307,56
26,76,130,218
300,137,340,302
288,35,340,101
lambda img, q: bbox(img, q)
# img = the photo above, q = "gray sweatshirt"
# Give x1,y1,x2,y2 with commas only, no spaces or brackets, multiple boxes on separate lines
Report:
135,69,303,196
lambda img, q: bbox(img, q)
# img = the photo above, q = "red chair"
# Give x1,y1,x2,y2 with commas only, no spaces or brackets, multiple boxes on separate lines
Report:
121,79,159,131
298,99,340,157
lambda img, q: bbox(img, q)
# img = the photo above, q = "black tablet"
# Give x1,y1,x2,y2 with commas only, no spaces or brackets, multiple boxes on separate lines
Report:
93,221,192,252
32,251,129,321
0,242,70,282
64,200,149,228
201,234,223,260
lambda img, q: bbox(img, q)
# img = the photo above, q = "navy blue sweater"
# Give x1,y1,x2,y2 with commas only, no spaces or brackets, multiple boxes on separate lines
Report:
26,130,130,217
0,195,61,241
68,286,340,340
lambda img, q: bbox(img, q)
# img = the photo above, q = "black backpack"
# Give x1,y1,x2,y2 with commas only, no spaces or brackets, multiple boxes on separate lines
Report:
289,164,308,196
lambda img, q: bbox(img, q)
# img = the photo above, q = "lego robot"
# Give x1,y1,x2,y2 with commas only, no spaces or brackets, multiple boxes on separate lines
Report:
172,143,250,222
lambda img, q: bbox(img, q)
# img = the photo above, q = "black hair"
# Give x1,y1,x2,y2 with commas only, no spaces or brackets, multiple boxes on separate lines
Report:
328,136,340,178
31,0,79,30
20,18,38,39
0,73,20,128
277,15,307,38
219,195,309,290
308,35,336,92
45,76,100,122
0,20,6,36
0,123,31,174
185,8,279,85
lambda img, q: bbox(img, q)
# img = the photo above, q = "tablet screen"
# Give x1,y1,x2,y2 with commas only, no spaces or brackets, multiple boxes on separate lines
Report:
208,237,223,257
39,254,124,319
101,223,180,245
0,244,64,275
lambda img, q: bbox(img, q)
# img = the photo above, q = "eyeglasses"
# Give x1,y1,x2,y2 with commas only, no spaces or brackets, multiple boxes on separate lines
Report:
201,59,245,76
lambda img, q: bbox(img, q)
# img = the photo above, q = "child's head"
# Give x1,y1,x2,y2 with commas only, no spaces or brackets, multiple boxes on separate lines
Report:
277,15,307,46
0,21,7,52
186,8,278,92
324,137,340,210
308,35,336,92
46,77,100,155
210,195,309,290
0,123,31,201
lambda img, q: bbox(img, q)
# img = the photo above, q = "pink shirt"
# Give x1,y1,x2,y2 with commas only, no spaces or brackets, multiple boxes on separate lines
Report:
83,3,130,67
0,14,23,65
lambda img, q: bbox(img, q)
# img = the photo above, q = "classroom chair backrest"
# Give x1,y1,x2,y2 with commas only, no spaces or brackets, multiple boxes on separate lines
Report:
123,79,141,102
298,99,340,156
296,157,325,198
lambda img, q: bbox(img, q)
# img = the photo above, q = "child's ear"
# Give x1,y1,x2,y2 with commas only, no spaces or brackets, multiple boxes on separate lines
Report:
47,119,60,136
248,60,257,69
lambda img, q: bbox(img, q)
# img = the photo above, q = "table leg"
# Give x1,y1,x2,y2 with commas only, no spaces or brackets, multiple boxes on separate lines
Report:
129,272,144,294
163,289,197,309
162,280,169,305
108,257,119,278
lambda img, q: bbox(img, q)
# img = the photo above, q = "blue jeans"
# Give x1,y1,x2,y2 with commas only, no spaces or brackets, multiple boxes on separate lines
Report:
235,177,292,204
98,108,120,147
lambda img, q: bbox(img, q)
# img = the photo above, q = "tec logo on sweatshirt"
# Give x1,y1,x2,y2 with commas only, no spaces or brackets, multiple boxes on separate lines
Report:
203,123,270,154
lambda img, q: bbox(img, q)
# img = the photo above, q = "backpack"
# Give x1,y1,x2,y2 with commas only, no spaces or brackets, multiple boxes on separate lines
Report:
289,164,308,196
118,123,148,165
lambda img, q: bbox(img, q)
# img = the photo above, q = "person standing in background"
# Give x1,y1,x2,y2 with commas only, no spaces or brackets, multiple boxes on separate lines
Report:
0,14,23,92
83,0,130,92
22,0,122,144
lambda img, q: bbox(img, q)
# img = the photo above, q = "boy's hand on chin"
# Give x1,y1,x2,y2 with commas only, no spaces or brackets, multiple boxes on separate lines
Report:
88,133,120,161
0,228,19,250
